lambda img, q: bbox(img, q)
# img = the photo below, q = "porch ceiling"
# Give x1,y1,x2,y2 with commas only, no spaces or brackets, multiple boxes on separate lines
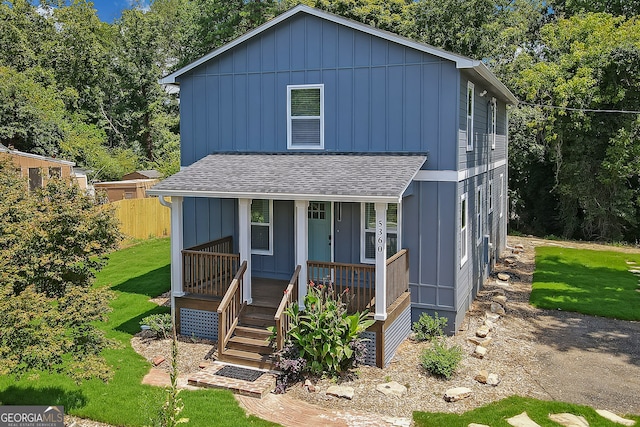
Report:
147,153,427,203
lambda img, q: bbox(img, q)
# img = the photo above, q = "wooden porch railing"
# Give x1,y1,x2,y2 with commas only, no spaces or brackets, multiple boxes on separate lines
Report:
386,249,409,308
307,261,376,313
273,265,301,351
182,236,240,297
217,261,247,357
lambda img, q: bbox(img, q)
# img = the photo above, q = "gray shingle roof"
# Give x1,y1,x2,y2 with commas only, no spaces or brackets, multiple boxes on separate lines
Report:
148,153,426,203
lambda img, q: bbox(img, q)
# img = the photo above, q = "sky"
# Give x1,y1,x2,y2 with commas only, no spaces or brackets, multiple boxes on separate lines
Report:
84,0,149,23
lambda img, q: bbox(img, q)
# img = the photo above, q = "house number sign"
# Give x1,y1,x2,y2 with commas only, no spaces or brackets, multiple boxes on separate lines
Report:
377,219,384,253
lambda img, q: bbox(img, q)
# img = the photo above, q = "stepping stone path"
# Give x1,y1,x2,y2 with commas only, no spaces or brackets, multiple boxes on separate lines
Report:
493,295,508,305
628,269,640,274
549,413,589,427
326,385,354,400
498,272,511,281
475,370,488,383
376,381,407,397
507,412,542,427
444,387,472,402
469,424,490,427
596,409,637,426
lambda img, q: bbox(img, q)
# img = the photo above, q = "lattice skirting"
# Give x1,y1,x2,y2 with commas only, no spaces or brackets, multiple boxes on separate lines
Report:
360,331,377,366
180,308,218,340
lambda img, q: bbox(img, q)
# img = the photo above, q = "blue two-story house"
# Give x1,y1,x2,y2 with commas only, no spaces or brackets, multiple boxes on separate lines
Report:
148,5,517,369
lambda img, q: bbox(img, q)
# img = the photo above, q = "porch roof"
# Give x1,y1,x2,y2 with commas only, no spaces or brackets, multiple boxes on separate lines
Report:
147,153,427,203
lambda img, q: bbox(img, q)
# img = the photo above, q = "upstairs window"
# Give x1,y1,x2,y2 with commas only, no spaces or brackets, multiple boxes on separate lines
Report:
251,199,273,255
490,98,497,150
466,82,474,151
287,85,324,149
361,203,399,263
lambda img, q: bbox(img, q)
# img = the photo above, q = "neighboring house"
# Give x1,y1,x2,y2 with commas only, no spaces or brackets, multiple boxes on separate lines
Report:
123,169,162,180
0,143,79,191
148,5,517,369
94,179,159,202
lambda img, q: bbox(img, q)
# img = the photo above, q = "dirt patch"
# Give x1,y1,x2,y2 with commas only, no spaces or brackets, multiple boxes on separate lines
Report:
132,236,640,418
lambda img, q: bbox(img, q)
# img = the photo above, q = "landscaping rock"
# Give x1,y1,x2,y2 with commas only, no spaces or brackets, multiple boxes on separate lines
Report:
474,370,488,384
468,336,493,347
376,381,407,397
628,269,640,274
625,261,636,265
507,412,542,427
473,345,487,359
548,413,589,427
595,410,636,426
326,385,354,400
443,387,472,402
494,280,510,289
491,302,506,315
498,272,510,281
153,356,165,366
476,325,490,338
484,319,496,330
487,373,500,386
304,379,316,393
504,258,517,266
485,312,501,322
469,424,491,427
493,295,508,305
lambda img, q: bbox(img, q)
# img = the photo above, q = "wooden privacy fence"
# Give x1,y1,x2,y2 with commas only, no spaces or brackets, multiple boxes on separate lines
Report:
112,197,170,240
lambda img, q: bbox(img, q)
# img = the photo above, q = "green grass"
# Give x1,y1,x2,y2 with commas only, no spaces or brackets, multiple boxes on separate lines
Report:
414,396,640,426
530,246,640,320
0,238,278,427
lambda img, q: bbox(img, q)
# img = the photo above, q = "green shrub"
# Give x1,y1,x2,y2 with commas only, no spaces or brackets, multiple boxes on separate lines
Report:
420,339,463,379
141,313,172,339
413,312,448,341
279,282,374,377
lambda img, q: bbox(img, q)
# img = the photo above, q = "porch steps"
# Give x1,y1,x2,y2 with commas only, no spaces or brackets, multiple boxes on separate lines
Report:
217,304,277,370
227,335,274,354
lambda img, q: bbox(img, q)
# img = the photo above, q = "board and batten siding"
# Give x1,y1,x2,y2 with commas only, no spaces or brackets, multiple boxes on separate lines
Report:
402,181,458,329
182,198,237,250
177,13,457,169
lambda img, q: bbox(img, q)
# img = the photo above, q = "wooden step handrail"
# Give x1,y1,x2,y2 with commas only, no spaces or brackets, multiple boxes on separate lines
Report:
216,261,247,357
273,265,301,351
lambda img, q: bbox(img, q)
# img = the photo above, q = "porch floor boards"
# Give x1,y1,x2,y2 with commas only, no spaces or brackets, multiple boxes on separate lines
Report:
250,277,289,308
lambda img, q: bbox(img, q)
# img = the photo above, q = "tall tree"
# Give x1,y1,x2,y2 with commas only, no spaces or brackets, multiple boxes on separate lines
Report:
0,160,121,381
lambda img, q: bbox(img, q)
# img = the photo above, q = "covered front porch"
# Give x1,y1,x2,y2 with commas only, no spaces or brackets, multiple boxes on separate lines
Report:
148,153,426,368
173,235,410,368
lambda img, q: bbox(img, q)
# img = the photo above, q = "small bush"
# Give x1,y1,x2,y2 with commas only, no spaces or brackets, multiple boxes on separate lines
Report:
420,339,463,379
141,313,172,339
413,312,448,341
273,343,307,394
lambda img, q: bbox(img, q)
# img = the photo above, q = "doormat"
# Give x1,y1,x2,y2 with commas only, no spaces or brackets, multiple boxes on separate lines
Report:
214,365,263,382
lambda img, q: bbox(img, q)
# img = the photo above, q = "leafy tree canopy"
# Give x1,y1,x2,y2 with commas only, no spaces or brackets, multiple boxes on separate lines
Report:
0,159,122,381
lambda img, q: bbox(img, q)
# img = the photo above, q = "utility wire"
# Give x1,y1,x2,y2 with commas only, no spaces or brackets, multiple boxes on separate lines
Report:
518,101,640,114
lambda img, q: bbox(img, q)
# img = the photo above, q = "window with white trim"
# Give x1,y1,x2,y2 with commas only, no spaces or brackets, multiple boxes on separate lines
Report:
287,84,324,149
460,193,468,266
466,82,474,151
488,179,493,214
476,185,483,245
361,203,399,263
490,97,497,150
499,174,504,218
251,199,273,255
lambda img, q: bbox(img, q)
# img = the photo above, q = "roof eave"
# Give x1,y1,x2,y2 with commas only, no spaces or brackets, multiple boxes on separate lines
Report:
146,189,403,204
460,61,519,105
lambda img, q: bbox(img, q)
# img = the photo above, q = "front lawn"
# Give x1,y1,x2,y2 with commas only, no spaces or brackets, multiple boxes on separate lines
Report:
530,246,640,320
414,396,640,426
0,238,277,427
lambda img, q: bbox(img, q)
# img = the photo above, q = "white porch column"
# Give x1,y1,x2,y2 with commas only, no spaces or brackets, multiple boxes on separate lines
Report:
294,200,309,308
374,202,388,320
169,196,184,299
238,198,252,304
